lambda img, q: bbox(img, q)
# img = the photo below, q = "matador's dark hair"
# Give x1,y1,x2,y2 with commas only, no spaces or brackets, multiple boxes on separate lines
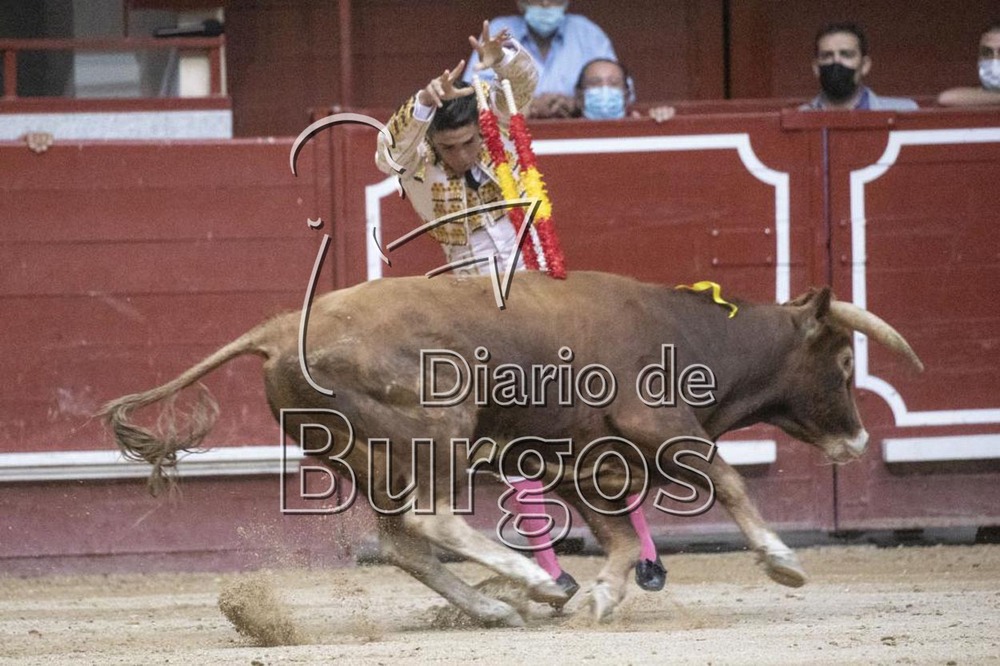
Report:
429,81,479,134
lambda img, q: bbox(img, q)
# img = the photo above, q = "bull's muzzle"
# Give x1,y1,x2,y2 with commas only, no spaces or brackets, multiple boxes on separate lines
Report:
822,428,869,463
846,428,869,456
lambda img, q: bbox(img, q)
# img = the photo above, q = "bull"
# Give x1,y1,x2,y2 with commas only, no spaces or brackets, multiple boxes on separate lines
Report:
100,271,923,625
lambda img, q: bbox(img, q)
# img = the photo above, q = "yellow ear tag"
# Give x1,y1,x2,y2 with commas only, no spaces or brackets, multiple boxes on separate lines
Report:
675,281,739,318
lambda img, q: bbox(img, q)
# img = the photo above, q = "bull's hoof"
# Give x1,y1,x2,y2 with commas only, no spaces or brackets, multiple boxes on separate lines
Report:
477,599,526,628
528,577,570,608
433,578,530,629
547,571,580,610
761,550,807,588
589,582,620,623
634,557,667,592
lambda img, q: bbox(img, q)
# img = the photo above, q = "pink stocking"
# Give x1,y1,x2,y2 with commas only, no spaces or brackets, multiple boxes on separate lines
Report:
628,494,658,561
509,478,562,579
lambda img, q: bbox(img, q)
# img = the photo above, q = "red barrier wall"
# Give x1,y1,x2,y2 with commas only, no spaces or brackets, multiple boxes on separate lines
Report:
821,114,1000,529
1,139,333,452
0,138,346,572
2,106,998,571
331,108,1000,538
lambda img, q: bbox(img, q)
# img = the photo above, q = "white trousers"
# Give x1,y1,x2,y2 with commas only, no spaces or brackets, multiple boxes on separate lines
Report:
444,221,526,276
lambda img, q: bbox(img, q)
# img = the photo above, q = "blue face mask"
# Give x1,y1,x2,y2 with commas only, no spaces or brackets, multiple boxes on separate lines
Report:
980,58,1000,91
582,86,626,119
523,5,566,38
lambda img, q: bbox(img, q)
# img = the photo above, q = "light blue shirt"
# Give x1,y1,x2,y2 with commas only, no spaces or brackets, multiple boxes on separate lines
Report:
464,14,616,96
802,86,919,111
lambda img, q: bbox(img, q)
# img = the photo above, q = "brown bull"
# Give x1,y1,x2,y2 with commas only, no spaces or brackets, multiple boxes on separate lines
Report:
100,271,922,625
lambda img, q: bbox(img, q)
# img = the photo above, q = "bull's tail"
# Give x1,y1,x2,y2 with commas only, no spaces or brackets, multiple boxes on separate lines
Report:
97,323,273,495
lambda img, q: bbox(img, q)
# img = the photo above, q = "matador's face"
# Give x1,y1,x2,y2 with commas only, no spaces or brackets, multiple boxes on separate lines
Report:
429,123,483,174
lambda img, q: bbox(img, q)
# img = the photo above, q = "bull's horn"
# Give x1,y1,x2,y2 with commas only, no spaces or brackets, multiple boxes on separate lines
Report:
829,301,925,372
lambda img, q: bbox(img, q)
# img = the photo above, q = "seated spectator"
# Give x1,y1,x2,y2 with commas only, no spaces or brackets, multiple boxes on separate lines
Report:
464,1,616,118
938,22,1000,107
574,58,675,122
802,22,918,111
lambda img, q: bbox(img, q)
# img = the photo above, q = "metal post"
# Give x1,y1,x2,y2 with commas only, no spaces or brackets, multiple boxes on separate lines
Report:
338,0,353,107
3,50,16,98
209,39,222,95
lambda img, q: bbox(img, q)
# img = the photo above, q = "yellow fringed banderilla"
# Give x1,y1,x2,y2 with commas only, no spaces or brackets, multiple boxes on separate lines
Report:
675,281,739,318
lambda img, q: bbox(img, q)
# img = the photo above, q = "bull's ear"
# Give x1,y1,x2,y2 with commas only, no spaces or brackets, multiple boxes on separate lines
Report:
812,287,831,320
792,286,832,337
782,288,815,307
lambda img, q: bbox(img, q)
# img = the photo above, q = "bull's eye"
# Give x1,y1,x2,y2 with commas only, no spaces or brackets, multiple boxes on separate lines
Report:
840,349,854,379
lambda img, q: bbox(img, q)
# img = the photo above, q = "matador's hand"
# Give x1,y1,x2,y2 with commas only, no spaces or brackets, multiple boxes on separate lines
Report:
469,20,511,71
417,60,474,108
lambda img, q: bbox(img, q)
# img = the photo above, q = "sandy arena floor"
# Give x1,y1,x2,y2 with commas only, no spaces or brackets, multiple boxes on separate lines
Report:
1,544,998,665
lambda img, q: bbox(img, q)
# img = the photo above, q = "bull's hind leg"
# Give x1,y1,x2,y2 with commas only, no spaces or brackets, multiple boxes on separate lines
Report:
402,501,568,608
559,492,640,622
375,514,526,628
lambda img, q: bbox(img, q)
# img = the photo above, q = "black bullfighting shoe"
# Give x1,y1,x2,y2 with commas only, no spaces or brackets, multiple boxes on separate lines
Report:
551,571,580,609
634,557,667,592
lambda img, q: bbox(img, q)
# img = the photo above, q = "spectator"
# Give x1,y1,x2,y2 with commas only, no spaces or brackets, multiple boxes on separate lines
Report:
938,22,1000,107
575,58,676,122
464,1,616,118
802,22,918,110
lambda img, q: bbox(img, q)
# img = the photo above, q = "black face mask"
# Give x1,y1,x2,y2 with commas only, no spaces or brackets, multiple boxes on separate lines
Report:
819,62,859,101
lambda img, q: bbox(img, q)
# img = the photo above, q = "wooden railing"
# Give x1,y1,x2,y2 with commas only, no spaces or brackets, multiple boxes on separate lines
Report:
0,36,225,100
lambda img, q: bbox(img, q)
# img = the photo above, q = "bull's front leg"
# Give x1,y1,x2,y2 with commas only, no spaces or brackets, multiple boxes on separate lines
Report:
610,406,806,588
704,456,807,587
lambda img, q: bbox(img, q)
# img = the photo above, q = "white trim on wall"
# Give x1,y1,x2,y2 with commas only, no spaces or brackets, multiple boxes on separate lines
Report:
0,446,303,483
849,128,1000,427
883,434,1000,463
366,133,791,303
0,440,776,483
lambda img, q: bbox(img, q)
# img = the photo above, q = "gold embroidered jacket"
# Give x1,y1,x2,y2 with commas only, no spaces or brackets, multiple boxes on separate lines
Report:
375,40,538,248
